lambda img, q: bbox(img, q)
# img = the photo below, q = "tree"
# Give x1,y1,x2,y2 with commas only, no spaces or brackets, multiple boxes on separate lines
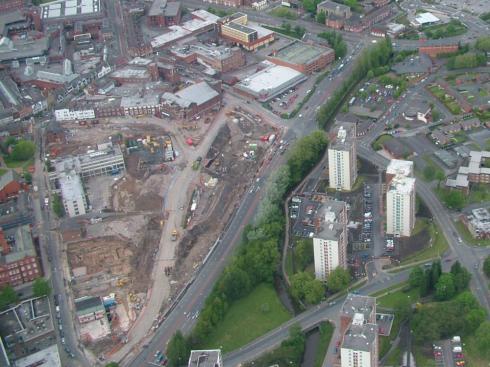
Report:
474,321,490,360
302,0,320,13
52,194,65,218
326,267,351,293
282,22,291,32
394,296,413,322
450,261,471,293
316,10,326,24
10,140,35,162
409,267,425,289
484,256,490,278
476,36,490,52
33,278,51,298
166,331,190,367
0,285,18,310
423,165,435,181
430,261,442,290
442,190,465,210
290,272,324,304
295,239,314,271
282,324,305,358
435,170,445,188
435,273,456,301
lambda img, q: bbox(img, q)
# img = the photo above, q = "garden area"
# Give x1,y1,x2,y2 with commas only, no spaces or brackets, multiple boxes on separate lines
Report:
263,23,305,39
422,20,467,40
427,84,463,115
269,7,298,20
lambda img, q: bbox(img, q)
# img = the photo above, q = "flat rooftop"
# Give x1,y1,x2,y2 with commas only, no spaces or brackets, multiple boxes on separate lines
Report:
342,323,377,352
0,37,50,62
386,159,413,178
272,41,333,66
41,0,101,19
237,64,306,95
224,21,256,35
341,294,376,321
188,350,222,367
14,344,61,367
329,121,356,152
388,175,415,195
59,170,85,202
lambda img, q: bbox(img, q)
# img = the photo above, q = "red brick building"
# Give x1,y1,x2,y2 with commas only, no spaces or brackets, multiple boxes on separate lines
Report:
147,0,182,27
171,45,245,73
0,171,23,203
267,41,335,74
0,0,23,13
0,226,41,288
419,44,459,58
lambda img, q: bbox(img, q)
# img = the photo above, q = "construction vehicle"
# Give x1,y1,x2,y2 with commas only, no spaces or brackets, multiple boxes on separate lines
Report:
171,229,178,241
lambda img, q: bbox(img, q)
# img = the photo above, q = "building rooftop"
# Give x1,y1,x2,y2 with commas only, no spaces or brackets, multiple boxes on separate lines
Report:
1,225,36,264
329,121,356,152
162,81,219,108
0,170,17,191
59,170,85,203
0,36,50,62
14,344,62,367
342,322,377,352
172,44,239,61
151,26,192,48
0,10,26,35
316,200,347,241
74,296,105,315
271,41,333,66
237,64,305,95
446,173,469,189
341,294,376,321
188,350,222,367
191,9,220,23
121,94,160,108
244,21,274,39
386,159,413,178
148,0,167,16
41,0,101,19
388,175,416,195
459,150,490,176
224,21,256,35
414,12,440,25
317,0,350,12
110,67,150,80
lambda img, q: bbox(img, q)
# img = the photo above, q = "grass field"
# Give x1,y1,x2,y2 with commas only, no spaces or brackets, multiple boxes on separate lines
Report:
377,285,420,309
400,219,448,265
427,85,463,115
455,220,490,247
3,157,34,170
203,283,292,353
314,322,334,367
372,134,393,151
0,168,7,177
465,337,490,367
269,7,298,19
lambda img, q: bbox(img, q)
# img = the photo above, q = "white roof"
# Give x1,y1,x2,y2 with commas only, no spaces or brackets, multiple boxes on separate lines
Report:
175,81,219,106
389,176,415,195
387,159,413,178
446,173,469,189
415,12,440,24
245,21,274,38
60,171,85,202
191,9,220,23
151,26,192,48
15,345,61,367
181,18,213,32
237,65,303,94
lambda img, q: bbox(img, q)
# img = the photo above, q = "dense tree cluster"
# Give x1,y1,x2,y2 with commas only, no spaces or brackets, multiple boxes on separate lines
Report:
484,256,490,278
318,31,347,59
33,278,52,298
290,272,324,304
317,38,393,129
0,285,18,310
446,52,487,70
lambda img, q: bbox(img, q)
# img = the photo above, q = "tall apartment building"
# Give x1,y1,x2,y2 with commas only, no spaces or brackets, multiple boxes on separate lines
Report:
340,294,378,367
218,13,275,51
328,122,357,191
313,200,348,281
386,159,415,237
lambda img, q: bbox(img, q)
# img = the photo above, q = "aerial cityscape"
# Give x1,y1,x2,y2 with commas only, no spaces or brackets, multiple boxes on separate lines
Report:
0,0,489,366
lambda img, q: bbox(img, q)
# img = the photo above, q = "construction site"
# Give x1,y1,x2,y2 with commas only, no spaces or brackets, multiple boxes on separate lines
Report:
49,105,279,355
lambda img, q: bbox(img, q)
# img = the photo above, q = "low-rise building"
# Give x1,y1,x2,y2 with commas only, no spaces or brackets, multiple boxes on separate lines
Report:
171,44,245,72
317,0,352,19
234,64,307,102
340,294,377,334
55,109,96,122
59,170,87,217
74,296,106,324
447,151,490,190
461,207,490,240
219,13,275,51
267,41,335,74
147,0,182,27
0,225,41,287
0,170,24,203
419,44,459,58
161,81,222,120
188,350,223,367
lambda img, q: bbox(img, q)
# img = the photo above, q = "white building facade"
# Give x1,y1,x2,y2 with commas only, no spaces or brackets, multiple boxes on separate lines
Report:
328,123,357,191
385,159,415,237
313,201,347,281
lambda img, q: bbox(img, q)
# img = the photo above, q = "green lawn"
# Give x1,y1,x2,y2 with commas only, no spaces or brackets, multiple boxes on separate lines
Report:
379,312,402,359
427,85,463,115
423,20,467,39
385,346,402,366
3,157,34,170
418,156,444,183
468,183,490,204
269,7,297,19
455,220,490,247
465,336,490,367
203,283,292,353
314,322,334,367
372,134,393,150
370,281,410,298
0,168,7,177
262,25,304,39
400,219,448,265
377,286,420,309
